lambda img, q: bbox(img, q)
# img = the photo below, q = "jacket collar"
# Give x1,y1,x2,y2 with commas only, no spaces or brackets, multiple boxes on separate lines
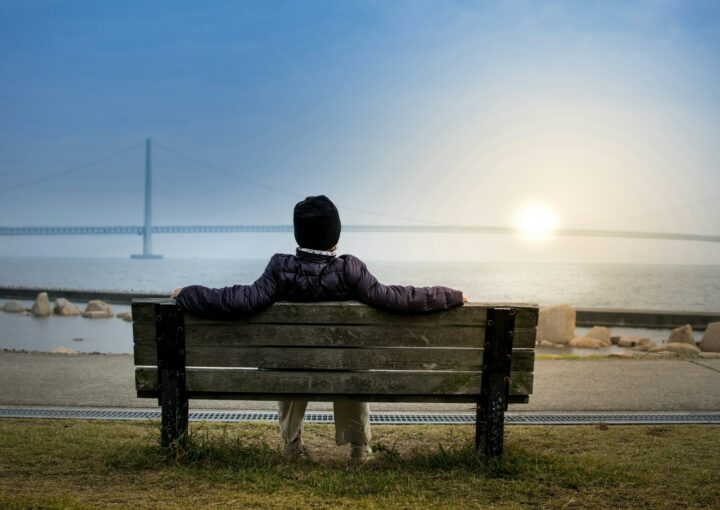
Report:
296,247,336,262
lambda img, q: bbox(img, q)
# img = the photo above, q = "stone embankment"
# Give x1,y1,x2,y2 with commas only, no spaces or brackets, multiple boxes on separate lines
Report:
536,303,720,356
4,288,720,358
2,293,132,322
2,286,720,328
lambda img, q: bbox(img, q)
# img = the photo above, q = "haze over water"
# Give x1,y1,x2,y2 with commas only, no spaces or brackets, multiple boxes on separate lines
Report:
2,257,719,312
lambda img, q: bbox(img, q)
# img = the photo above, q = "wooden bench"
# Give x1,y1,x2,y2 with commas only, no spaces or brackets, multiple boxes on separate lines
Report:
132,299,539,458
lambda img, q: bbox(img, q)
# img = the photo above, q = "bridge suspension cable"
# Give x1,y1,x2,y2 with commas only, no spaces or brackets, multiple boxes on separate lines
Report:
0,143,143,195
154,142,442,225
567,193,720,228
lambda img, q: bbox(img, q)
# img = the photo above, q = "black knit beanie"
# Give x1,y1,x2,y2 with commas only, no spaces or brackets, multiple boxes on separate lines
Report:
293,195,341,250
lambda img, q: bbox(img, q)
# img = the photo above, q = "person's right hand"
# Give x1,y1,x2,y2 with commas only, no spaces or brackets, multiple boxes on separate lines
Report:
463,294,469,303
170,288,183,299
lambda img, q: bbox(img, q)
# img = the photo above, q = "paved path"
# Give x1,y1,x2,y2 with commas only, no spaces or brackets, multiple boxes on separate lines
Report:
1,352,719,412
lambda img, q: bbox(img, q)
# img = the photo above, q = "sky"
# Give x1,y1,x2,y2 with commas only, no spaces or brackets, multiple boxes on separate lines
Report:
1,0,720,263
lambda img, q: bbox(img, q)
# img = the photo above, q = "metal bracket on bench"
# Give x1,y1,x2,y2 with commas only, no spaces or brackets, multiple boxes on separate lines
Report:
155,302,188,447
476,307,516,458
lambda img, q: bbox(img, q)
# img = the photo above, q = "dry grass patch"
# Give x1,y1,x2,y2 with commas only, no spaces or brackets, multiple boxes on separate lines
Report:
0,419,718,509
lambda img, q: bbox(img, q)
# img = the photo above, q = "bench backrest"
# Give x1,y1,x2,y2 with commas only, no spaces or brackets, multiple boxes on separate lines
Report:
132,299,538,404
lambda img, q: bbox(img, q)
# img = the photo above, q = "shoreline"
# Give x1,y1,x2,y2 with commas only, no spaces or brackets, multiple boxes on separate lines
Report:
2,285,720,329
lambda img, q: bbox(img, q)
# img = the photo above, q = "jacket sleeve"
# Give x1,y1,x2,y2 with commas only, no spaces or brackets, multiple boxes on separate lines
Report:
347,256,464,313
175,257,279,319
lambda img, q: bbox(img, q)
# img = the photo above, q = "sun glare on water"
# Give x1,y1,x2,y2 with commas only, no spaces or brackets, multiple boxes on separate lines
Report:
514,203,560,241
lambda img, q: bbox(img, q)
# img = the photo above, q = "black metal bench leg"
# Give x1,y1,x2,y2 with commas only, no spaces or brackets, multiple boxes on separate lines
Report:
156,303,188,448
476,307,515,459
476,374,506,457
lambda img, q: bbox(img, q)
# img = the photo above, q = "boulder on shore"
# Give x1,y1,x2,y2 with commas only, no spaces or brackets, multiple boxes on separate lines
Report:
700,322,720,353
632,338,657,351
667,324,695,345
586,326,612,347
116,311,132,322
82,300,113,319
2,301,25,313
54,298,81,317
609,351,636,359
536,304,576,345
539,340,564,348
568,335,607,349
648,342,701,354
52,345,78,354
30,292,51,317
617,335,644,348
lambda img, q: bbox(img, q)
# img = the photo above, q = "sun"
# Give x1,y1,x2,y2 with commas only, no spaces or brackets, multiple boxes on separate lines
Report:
514,203,559,241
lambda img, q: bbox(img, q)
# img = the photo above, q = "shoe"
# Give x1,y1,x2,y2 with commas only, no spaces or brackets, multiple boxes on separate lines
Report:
283,438,310,461
350,443,373,464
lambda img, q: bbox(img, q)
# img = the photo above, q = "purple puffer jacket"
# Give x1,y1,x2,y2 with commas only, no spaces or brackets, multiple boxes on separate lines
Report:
176,249,464,319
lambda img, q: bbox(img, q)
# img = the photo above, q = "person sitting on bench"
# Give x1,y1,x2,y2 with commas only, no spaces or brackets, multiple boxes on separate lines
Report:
171,195,466,461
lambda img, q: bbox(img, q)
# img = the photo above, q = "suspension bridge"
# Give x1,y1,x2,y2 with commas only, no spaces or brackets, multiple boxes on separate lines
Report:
1,139,718,258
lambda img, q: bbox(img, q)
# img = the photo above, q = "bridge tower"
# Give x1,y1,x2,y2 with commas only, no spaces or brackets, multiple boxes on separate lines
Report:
131,138,163,259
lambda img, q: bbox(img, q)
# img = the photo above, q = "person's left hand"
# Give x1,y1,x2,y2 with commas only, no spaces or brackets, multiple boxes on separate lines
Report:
170,288,183,299
463,294,469,303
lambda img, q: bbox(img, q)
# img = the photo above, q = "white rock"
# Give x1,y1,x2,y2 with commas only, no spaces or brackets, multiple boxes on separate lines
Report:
115,311,132,322
648,342,701,354
586,326,612,347
699,322,720,353
54,298,81,317
52,345,78,354
2,301,25,313
82,300,113,318
31,292,51,317
536,304,576,345
568,335,605,349
617,336,643,348
667,324,695,345
83,310,112,319
632,338,656,351
609,352,635,359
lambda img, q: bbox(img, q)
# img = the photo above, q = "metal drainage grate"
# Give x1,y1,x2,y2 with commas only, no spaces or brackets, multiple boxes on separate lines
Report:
0,407,719,425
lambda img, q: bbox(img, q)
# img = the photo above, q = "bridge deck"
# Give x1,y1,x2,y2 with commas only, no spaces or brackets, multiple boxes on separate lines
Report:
0,225,718,243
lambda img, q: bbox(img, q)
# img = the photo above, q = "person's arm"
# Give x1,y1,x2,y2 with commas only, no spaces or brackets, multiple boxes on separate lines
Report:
347,256,465,313
173,257,280,319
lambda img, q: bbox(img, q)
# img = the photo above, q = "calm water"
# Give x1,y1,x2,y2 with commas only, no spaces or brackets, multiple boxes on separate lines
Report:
2,256,720,310
1,257,719,353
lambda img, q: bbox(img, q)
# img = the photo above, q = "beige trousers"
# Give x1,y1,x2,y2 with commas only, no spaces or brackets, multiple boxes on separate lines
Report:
278,400,372,446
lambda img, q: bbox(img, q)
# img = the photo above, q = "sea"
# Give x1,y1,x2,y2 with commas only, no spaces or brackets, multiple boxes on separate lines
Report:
1,257,719,353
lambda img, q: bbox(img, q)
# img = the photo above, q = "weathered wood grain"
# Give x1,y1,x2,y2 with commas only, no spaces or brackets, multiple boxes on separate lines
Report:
132,299,539,328
135,367,533,396
136,390,530,404
133,345,535,371
132,322,536,349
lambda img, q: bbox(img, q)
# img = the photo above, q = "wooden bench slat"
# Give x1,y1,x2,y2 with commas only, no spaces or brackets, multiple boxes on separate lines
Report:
135,391,529,404
132,322,536,348
135,367,533,396
132,300,539,328
133,345,535,371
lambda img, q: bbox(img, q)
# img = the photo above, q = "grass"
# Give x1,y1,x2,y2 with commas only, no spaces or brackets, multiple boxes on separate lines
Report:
0,420,719,509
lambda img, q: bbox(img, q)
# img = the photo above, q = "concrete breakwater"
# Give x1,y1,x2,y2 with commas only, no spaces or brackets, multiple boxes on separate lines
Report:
1,286,719,329
574,307,720,330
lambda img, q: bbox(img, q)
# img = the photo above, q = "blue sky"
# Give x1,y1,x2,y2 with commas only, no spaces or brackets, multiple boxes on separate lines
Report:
1,0,720,262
